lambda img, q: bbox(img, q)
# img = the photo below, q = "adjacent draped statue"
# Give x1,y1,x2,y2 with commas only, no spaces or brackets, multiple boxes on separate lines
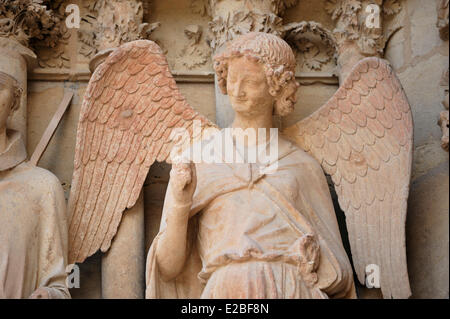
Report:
0,71,70,299
69,32,413,299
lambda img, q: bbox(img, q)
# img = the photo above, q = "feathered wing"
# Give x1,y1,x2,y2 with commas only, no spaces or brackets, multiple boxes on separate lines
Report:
283,57,413,299
68,40,215,264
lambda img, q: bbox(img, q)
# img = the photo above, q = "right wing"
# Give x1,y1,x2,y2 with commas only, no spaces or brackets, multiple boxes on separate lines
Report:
68,40,215,264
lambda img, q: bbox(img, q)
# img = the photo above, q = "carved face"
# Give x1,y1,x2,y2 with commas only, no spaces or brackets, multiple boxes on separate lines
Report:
0,84,15,130
226,56,275,117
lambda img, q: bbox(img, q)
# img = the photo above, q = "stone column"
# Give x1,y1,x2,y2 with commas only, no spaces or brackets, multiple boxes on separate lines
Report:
102,192,145,299
83,0,158,299
208,0,297,127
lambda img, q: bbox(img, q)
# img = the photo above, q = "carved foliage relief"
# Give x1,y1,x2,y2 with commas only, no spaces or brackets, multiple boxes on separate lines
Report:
78,0,159,59
0,0,66,48
176,25,211,70
324,0,402,55
209,10,284,50
0,1,409,77
0,0,69,68
202,0,298,50
283,21,337,72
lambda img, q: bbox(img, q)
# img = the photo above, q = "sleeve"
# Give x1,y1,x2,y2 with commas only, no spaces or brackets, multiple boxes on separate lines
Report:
35,174,71,299
145,176,203,299
294,159,356,299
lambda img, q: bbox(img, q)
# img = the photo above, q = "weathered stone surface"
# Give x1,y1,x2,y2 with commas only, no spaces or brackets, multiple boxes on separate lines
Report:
412,138,449,181
408,0,443,58
178,83,216,122
397,54,449,147
27,83,81,197
384,28,405,70
144,162,170,253
407,161,449,299
0,0,445,300
439,110,449,151
147,33,356,299
282,82,339,128
69,253,102,299
0,72,70,299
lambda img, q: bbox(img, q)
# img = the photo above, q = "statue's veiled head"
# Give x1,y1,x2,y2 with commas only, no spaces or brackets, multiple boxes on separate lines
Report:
0,72,22,131
214,32,299,118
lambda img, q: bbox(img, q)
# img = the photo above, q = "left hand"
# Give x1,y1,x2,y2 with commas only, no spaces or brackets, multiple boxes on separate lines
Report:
29,287,50,299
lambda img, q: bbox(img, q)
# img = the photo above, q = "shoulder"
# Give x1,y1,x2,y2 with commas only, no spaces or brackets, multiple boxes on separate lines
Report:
14,162,65,195
279,136,322,169
25,162,62,185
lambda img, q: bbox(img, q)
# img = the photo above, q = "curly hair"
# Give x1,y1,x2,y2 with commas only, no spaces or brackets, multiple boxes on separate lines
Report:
0,71,22,112
213,32,299,116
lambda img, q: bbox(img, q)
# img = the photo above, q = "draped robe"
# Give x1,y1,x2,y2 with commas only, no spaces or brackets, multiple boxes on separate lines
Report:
0,131,69,299
146,132,355,299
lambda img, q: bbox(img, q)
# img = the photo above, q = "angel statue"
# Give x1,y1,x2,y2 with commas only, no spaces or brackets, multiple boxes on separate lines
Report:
68,32,413,299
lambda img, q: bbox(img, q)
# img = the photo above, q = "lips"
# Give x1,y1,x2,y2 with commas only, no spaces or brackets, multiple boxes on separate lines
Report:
230,96,247,102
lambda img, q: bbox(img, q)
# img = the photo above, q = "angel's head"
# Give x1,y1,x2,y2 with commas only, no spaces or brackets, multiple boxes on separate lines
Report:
0,72,22,131
214,32,299,117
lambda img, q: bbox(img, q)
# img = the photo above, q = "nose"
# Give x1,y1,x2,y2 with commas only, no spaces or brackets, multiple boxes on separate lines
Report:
230,80,245,98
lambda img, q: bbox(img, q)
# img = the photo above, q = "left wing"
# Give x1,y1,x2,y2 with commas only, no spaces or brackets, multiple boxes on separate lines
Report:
283,57,413,299
68,40,215,264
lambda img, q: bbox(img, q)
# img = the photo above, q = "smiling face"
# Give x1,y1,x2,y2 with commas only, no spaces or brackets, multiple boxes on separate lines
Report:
214,33,299,118
226,56,275,117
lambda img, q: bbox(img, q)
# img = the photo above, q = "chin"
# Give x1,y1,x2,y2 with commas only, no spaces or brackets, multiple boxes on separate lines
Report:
231,102,251,113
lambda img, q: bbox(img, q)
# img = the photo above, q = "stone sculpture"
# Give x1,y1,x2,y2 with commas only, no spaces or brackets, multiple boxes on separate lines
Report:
437,0,449,152
0,71,70,299
69,32,413,299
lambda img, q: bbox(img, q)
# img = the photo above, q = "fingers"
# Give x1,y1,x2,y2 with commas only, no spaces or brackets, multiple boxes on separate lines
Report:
171,163,192,189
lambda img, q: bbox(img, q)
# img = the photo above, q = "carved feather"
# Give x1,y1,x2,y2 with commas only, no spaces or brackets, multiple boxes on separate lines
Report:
283,57,413,299
68,40,215,264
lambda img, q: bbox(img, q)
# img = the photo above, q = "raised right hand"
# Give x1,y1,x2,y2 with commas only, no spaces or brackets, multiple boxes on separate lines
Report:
169,162,197,206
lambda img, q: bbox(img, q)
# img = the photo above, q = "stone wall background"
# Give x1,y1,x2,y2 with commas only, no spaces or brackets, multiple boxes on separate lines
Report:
385,0,449,299
20,0,448,299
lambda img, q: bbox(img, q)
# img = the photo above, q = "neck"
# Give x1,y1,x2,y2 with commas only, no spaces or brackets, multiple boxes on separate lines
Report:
0,127,7,154
232,110,273,130
231,111,273,147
